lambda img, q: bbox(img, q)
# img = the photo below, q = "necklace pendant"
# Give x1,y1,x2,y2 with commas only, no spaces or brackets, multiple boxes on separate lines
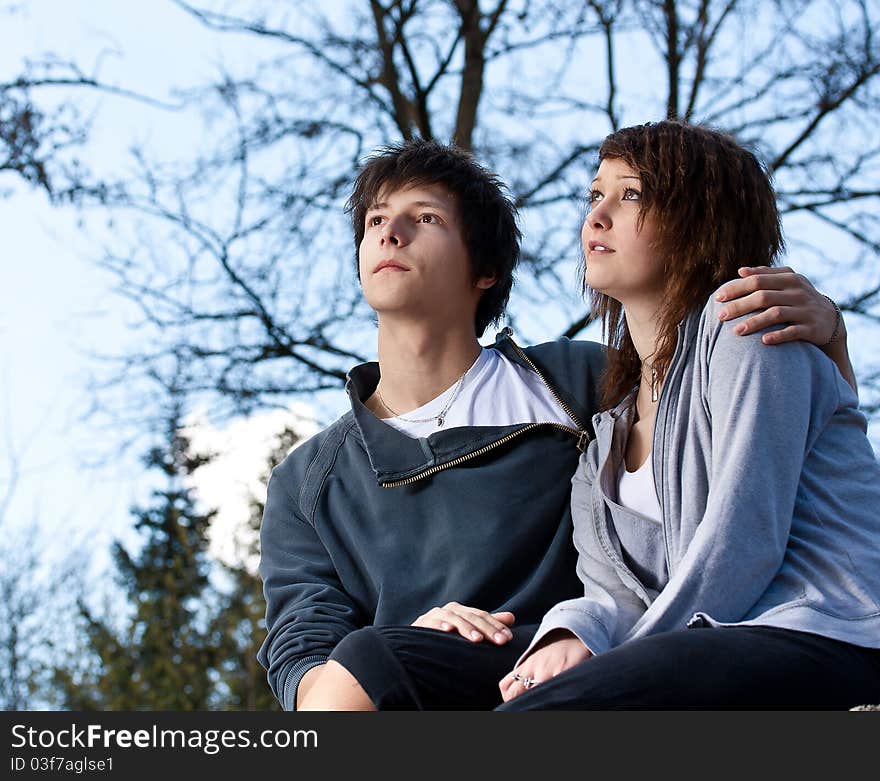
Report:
650,368,659,403
436,416,444,427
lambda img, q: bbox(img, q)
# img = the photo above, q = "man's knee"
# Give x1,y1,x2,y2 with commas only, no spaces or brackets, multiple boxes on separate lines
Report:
331,626,385,659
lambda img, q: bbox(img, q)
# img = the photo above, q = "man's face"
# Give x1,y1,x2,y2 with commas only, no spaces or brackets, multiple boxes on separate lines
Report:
358,183,495,329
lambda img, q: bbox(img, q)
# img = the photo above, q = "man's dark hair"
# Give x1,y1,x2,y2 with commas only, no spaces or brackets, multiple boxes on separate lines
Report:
347,138,521,336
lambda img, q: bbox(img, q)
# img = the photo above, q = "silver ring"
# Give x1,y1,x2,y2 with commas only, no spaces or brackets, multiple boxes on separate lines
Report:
513,673,537,689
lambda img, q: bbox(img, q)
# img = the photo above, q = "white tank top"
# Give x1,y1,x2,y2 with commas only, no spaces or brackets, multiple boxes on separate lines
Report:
617,451,662,522
380,347,577,438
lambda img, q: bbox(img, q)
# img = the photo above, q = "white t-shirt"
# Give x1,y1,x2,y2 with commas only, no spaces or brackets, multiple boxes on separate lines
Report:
379,347,578,438
616,451,662,522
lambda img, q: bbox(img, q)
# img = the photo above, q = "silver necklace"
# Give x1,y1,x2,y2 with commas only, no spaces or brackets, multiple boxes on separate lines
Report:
642,356,659,403
375,369,468,427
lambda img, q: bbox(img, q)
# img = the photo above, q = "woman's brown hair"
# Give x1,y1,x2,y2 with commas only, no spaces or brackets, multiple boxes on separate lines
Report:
587,121,784,408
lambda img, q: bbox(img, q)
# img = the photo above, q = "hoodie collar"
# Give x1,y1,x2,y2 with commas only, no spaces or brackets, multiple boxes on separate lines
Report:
345,330,585,484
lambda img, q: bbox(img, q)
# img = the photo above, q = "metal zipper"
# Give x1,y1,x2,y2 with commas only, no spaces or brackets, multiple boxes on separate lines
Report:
381,421,582,488
587,408,653,606
502,328,589,434
653,320,686,578
381,328,592,488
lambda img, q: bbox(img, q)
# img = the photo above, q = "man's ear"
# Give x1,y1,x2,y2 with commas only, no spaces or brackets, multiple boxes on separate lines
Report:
475,274,497,290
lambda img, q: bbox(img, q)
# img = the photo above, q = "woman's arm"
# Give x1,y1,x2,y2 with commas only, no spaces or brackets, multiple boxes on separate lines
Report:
623,301,843,641
502,451,650,682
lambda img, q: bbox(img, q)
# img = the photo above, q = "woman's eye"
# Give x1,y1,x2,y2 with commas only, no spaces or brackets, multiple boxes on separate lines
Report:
588,190,603,205
622,188,641,200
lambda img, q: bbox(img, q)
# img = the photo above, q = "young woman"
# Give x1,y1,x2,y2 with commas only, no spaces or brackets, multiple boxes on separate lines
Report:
498,121,880,709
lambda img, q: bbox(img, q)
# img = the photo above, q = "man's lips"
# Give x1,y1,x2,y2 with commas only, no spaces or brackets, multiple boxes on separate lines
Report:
374,260,410,273
588,240,613,253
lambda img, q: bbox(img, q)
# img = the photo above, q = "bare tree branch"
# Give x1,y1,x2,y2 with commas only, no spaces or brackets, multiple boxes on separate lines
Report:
4,0,879,431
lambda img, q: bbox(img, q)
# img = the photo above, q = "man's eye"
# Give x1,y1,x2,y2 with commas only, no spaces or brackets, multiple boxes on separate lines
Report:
623,188,641,200
418,214,439,223
368,215,384,227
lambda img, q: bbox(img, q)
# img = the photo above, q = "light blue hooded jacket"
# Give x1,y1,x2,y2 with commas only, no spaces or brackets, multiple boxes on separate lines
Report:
521,293,880,662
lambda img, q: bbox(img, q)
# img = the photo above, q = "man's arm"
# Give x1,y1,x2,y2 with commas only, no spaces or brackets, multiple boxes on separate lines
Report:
296,662,375,710
715,266,857,393
258,466,364,710
296,665,325,707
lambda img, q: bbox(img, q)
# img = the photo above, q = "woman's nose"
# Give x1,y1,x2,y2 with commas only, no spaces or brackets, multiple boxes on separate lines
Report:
589,203,611,230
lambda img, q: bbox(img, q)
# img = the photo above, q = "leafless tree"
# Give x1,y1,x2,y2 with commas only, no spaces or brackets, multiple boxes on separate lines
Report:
1,50,182,204
6,1,880,426
0,422,86,710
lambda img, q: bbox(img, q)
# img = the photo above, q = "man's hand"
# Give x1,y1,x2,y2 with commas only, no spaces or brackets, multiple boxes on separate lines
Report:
716,266,841,345
412,602,515,644
498,629,591,702
716,266,856,392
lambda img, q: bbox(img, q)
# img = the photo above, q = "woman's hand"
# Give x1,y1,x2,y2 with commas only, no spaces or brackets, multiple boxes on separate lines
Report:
498,629,592,702
412,602,515,644
716,266,857,392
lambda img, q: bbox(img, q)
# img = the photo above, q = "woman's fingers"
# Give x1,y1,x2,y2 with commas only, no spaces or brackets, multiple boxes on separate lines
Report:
499,667,540,702
498,670,517,701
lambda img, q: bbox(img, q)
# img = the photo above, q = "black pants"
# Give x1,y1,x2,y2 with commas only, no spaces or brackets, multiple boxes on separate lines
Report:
328,624,540,710
495,626,880,710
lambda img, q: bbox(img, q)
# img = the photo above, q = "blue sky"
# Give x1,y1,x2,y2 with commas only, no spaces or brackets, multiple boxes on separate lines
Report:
2,2,876,575
0,1,309,564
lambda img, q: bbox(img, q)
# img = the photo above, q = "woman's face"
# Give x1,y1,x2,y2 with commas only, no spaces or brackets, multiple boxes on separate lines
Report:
582,157,663,305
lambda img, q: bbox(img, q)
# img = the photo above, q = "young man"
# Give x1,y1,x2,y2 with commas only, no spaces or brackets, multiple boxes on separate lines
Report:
258,139,853,711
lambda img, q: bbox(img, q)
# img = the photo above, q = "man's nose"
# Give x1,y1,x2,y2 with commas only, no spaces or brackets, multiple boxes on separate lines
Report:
380,217,406,246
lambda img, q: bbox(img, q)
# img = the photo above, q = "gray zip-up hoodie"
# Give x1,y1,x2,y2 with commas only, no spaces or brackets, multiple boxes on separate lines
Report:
520,293,880,662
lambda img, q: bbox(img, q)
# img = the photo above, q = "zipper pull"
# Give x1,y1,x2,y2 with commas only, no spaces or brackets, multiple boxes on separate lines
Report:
576,430,591,452
495,326,514,345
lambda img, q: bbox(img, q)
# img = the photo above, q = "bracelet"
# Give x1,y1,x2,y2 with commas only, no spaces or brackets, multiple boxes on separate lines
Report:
822,294,842,345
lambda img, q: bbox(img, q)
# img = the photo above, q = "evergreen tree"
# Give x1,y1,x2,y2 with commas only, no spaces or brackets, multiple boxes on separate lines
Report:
209,427,300,711
55,407,218,709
